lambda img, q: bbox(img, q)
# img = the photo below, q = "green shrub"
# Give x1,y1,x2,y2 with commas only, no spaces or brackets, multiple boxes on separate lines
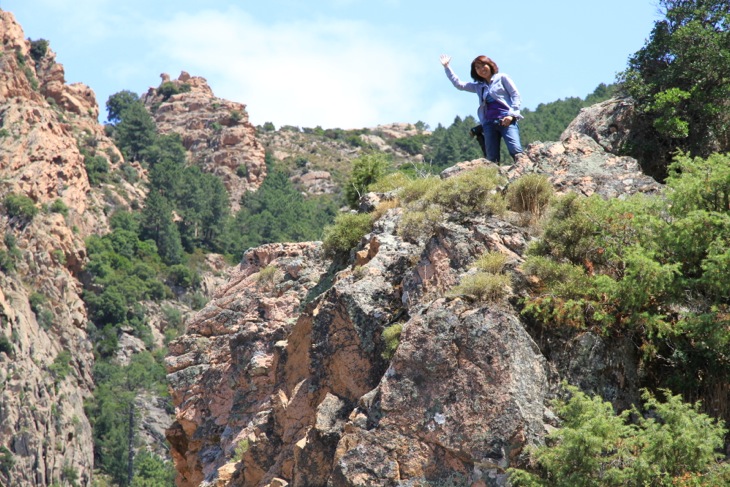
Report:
0,335,13,356
666,152,730,215
131,450,176,486
230,110,242,123
397,175,440,203
0,233,20,273
423,167,506,215
84,154,110,185
396,169,505,242
472,251,509,274
507,173,554,217
49,350,73,382
23,66,38,91
521,153,730,405
37,309,54,330
322,212,372,257
4,192,38,222
508,385,730,486
120,163,138,183
167,264,200,289
368,171,412,193
161,305,184,343
397,204,444,243
450,272,510,302
234,439,250,462
157,81,191,100
187,291,208,310
381,323,403,360
49,198,69,216
0,250,14,273
61,464,78,485
29,292,46,314
0,445,14,476
29,39,49,62
345,153,391,208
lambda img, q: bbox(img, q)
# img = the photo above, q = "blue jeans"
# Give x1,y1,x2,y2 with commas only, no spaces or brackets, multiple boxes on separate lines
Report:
482,119,523,163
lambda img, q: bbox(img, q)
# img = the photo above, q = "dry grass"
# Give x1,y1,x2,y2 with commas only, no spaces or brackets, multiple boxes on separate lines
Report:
450,272,511,302
506,173,554,218
472,251,509,274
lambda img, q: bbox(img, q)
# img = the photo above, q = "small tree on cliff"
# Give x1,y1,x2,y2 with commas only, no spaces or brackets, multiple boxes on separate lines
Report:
345,152,390,208
106,90,140,125
620,0,730,178
114,102,157,162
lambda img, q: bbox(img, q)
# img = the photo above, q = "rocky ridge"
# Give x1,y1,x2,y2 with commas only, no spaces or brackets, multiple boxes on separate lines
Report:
258,123,430,196
0,10,126,486
164,103,662,486
141,72,266,212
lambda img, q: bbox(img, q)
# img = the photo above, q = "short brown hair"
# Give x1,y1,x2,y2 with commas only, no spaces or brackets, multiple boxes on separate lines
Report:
470,55,499,82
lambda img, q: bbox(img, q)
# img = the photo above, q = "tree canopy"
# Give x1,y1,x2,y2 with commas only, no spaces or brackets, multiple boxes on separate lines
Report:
620,0,730,178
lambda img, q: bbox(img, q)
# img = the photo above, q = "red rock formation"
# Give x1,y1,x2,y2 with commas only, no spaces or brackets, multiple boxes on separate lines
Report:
0,11,144,486
141,72,266,211
165,106,663,486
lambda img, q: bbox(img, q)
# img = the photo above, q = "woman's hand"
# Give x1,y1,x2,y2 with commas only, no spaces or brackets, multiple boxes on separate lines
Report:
500,116,514,127
439,54,451,67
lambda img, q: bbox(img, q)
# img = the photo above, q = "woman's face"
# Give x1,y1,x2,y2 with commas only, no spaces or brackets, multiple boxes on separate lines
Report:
474,62,492,80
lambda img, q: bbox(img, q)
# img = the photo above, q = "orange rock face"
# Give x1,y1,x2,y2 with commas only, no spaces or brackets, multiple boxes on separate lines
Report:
0,11,135,487
142,72,266,211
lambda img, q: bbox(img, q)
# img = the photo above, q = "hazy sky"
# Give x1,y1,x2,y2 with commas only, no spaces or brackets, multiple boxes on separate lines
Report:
3,0,662,130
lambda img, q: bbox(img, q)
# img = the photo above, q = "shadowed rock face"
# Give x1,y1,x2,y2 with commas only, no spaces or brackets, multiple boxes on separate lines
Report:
165,97,663,487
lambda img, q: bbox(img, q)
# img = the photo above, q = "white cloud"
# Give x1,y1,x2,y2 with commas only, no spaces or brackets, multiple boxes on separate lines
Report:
147,7,423,128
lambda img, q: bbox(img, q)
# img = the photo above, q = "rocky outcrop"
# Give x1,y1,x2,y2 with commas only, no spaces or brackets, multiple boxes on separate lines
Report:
561,96,635,155
0,11,153,486
165,112,662,485
141,72,266,211
0,11,97,487
165,242,330,486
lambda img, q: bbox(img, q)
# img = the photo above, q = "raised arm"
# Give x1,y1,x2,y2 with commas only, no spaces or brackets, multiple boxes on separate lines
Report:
440,54,477,93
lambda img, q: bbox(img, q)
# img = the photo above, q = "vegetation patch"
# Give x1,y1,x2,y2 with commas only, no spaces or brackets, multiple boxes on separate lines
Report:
506,173,554,218
3,192,38,223
0,335,13,356
157,81,191,100
322,212,373,257
381,323,403,360
450,272,510,303
255,264,279,289
345,153,391,208
472,251,509,274
508,385,730,486
521,152,730,414
29,38,49,62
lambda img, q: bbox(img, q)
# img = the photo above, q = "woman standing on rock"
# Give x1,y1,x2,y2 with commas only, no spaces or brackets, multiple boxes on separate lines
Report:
440,54,526,165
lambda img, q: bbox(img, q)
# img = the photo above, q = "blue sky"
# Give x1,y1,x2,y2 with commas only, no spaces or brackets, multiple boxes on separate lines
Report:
3,0,662,130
